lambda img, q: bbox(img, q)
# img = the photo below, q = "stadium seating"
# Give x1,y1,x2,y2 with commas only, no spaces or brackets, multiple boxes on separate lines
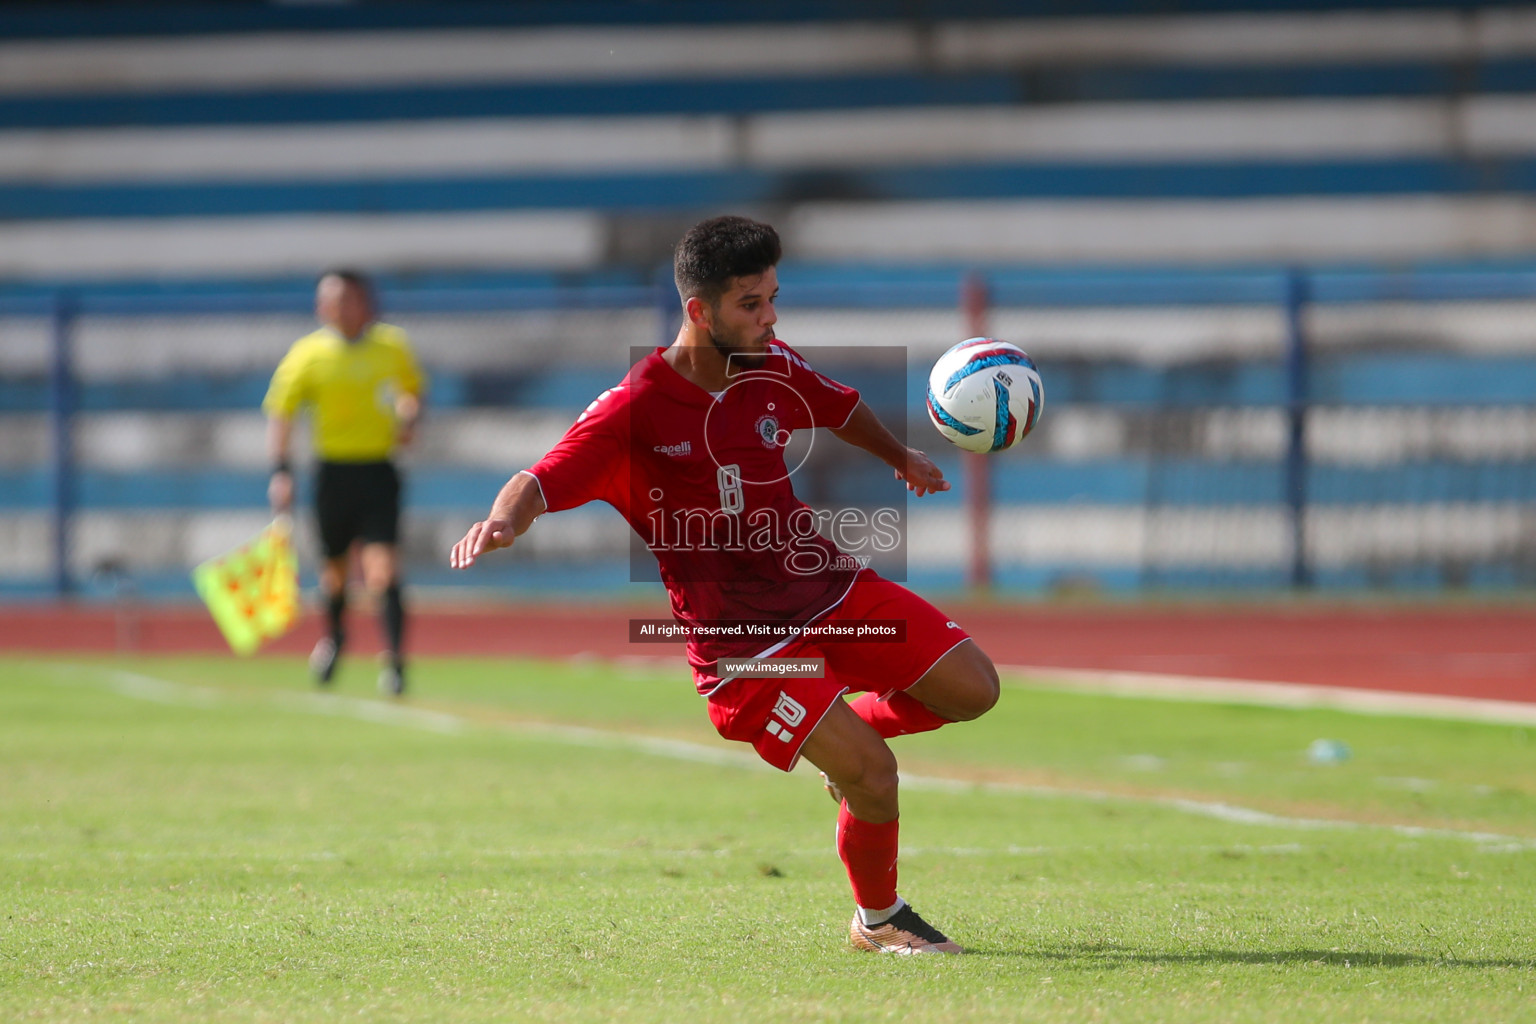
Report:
2,1,1535,597
4,1,1536,276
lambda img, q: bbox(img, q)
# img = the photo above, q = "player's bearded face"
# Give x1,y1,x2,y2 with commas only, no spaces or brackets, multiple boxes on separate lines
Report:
708,268,778,371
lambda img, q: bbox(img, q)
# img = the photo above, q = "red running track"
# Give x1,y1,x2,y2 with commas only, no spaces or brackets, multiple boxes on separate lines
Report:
2,601,1533,704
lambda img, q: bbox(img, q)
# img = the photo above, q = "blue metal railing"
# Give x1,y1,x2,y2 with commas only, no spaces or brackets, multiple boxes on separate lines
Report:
7,260,1536,598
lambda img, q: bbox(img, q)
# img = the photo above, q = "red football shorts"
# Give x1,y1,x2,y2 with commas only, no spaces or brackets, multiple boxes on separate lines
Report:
702,573,972,772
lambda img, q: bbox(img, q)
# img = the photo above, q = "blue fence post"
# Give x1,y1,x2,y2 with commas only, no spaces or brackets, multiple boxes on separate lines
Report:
1283,269,1310,589
49,292,77,597
654,264,678,350
961,272,993,592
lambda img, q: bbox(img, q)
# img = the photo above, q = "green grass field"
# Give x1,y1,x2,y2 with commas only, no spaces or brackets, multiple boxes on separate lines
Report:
4,654,1534,1023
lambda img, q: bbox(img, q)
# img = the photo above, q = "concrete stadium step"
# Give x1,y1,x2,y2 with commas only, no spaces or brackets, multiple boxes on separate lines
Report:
10,97,1536,184
5,7,1535,96
7,58,1536,130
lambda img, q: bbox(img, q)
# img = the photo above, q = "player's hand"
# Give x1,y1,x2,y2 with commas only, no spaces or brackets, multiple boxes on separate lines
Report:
268,470,294,514
896,449,950,497
449,518,515,569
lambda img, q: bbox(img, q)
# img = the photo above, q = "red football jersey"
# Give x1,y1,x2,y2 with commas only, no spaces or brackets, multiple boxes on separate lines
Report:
528,342,864,688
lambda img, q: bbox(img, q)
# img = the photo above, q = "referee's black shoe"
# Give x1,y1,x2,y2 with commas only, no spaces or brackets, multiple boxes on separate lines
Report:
309,636,340,686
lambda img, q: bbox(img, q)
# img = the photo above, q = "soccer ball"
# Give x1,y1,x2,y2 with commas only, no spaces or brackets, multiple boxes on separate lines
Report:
925,338,1044,454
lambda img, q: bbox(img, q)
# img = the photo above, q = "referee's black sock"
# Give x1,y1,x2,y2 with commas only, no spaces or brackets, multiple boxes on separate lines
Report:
326,589,347,649
383,583,405,666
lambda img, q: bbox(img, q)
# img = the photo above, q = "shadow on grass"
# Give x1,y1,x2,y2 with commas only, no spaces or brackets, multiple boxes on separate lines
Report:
973,943,1534,969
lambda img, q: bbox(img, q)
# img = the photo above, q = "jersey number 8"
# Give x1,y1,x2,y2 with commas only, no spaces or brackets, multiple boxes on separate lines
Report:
717,464,744,513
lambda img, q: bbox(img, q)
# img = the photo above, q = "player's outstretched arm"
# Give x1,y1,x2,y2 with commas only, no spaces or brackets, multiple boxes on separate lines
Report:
830,400,951,498
449,471,548,569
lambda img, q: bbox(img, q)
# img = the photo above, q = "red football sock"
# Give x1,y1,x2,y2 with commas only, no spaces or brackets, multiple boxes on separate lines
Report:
849,689,951,739
836,803,900,911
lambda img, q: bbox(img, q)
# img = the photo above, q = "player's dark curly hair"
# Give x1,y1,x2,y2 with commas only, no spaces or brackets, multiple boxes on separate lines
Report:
673,216,781,307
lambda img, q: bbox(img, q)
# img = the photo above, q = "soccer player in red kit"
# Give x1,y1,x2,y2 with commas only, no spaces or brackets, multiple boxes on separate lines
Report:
450,215,999,954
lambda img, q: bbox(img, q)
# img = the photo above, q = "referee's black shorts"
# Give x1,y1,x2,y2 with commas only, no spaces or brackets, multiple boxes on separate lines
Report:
314,460,401,559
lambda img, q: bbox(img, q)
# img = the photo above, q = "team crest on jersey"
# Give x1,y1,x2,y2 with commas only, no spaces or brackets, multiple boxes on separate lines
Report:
755,413,782,449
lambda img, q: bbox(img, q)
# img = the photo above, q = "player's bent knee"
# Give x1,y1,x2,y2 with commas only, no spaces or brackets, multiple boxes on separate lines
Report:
833,746,900,812
851,746,899,794
961,650,1001,720
923,641,1000,722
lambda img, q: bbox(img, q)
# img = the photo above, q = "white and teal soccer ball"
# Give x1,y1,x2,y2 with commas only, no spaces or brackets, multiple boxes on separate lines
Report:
925,338,1044,454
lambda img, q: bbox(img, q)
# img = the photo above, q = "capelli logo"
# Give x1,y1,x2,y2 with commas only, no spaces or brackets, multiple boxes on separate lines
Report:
653,441,693,457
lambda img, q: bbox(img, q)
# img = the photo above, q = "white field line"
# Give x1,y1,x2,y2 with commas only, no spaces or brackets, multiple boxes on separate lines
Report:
64,667,1536,851
1002,664,1536,727
101,668,773,769
895,769,1536,849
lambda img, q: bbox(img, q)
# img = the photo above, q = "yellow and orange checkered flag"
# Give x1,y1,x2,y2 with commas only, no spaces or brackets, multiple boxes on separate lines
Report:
191,517,301,655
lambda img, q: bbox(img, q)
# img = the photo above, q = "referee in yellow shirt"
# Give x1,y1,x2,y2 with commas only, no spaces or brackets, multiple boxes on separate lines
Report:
264,269,426,695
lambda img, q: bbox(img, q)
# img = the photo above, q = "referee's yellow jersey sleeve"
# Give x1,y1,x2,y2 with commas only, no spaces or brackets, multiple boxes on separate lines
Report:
262,335,317,418
383,325,427,399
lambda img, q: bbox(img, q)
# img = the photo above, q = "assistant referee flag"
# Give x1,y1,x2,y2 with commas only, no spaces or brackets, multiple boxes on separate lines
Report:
192,519,301,655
